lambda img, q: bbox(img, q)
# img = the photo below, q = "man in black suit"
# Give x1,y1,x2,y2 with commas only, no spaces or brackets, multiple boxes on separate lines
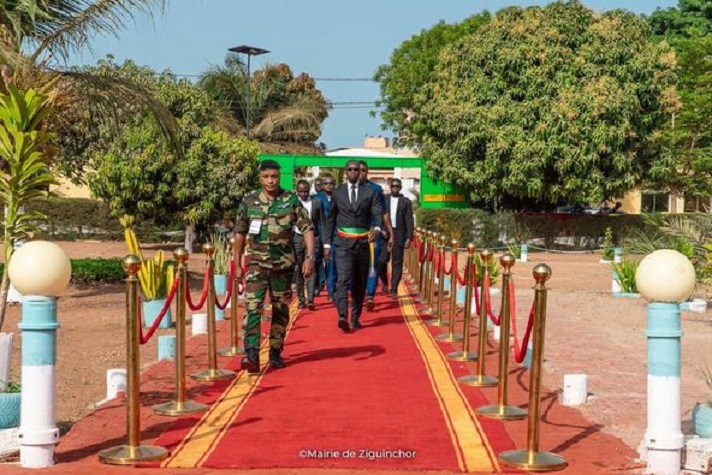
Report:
294,179,326,310
379,178,414,299
324,161,383,331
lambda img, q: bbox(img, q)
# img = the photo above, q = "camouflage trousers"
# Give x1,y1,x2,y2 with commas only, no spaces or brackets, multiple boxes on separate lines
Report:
243,265,294,350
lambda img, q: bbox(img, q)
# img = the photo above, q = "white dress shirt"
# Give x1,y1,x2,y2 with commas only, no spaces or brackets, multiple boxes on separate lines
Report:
390,196,399,228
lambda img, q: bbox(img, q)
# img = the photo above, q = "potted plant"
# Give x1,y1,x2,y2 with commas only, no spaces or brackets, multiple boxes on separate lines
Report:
610,259,640,297
600,227,615,263
692,365,712,438
0,380,21,429
475,254,502,297
122,216,175,328
210,233,231,321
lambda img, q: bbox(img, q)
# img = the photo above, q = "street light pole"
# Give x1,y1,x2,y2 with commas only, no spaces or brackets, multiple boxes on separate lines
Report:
228,45,270,140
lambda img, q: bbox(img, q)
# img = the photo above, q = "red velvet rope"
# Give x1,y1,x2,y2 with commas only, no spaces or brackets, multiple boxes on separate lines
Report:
433,248,441,275
509,280,536,364
453,253,467,286
138,276,180,345
472,262,481,314
215,260,236,310
427,242,434,262
418,240,426,263
443,250,453,276
186,267,210,311
484,274,501,326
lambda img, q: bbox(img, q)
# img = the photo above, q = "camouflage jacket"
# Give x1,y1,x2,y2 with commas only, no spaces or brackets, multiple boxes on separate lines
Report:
235,188,314,270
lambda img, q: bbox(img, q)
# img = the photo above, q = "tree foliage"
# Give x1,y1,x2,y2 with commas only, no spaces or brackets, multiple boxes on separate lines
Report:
200,58,329,145
373,13,490,144
410,1,678,208
87,61,259,226
648,0,712,39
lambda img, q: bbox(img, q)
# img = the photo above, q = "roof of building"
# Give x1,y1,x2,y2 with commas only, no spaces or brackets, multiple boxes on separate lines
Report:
325,147,416,158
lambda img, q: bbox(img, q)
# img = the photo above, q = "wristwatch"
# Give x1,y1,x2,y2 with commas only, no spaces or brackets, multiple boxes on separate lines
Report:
305,255,315,261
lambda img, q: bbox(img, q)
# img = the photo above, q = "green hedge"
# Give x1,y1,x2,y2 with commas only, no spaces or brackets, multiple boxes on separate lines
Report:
416,209,652,250
25,198,184,242
0,258,129,284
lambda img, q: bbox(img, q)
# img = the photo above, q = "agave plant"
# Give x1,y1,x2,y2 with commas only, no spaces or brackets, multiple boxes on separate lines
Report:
122,216,174,301
0,85,58,333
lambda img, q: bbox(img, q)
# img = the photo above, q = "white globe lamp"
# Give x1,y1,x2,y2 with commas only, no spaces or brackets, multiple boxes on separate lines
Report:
635,249,695,303
8,241,71,296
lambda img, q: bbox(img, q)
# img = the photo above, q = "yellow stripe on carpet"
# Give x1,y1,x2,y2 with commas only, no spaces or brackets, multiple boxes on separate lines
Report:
162,301,299,468
399,282,500,473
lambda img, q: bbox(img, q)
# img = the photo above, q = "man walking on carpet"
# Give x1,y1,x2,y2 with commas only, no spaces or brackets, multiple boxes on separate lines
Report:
324,160,383,332
315,174,337,301
234,160,315,373
294,179,326,310
379,178,414,299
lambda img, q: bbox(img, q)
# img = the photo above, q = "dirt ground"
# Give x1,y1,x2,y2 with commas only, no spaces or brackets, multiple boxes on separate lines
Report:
2,240,711,454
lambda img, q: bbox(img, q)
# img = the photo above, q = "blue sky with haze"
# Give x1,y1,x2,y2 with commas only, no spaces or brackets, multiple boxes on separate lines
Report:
68,0,677,149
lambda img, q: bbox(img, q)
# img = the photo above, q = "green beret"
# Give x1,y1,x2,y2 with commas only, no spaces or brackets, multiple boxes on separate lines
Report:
259,160,281,171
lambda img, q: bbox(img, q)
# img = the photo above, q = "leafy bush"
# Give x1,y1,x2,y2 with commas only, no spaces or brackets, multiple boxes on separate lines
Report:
474,253,501,286
210,233,231,275
601,227,615,261
416,208,651,250
611,259,640,293
0,380,20,393
70,259,126,284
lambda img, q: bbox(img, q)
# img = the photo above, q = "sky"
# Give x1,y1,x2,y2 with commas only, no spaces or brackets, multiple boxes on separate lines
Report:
68,0,678,150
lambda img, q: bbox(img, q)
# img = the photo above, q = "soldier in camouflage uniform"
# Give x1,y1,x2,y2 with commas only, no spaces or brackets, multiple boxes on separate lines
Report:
234,160,315,373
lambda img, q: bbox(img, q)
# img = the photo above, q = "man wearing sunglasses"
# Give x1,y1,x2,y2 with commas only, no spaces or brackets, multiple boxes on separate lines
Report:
324,161,383,331
380,178,414,299
315,175,337,301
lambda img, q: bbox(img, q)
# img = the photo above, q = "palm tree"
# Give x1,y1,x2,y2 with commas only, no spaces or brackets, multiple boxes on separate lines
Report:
0,0,179,327
199,58,330,148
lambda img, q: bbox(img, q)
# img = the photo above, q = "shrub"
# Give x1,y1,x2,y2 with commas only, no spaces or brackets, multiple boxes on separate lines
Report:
611,259,640,293
601,227,615,261
70,259,126,284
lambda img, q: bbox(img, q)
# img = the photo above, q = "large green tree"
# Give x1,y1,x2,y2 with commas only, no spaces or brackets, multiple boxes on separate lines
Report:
200,59,329,146
373,13,490,145
87,61,260,249
410,1,678,209
645,1,712,211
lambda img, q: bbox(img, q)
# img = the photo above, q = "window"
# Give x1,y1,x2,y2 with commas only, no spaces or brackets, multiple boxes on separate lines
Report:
641,192,669,213
684,195,711,213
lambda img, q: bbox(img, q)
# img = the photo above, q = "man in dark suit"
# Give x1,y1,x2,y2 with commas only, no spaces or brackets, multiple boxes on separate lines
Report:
379,178,414,299
324,161,383,331
294,179,326,310
315,175,337,301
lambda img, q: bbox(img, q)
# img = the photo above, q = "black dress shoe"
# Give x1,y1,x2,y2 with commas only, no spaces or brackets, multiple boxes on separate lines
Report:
326,294,333,303
389,292,398,300
351,319,363,329
308,302,316,310
269,348,286,369
298,302,306,309
338,319,351,332
381,284,388,295
366,298,375,311
241,348,260,374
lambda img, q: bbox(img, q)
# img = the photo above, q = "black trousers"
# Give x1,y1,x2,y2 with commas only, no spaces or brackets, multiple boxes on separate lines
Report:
389,243,406,293
294,234,317,304
335,239,370,322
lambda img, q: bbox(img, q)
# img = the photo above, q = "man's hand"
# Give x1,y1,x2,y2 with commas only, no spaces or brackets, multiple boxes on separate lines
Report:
388,237,395,251
368,229,379,242
302,258,315,277
405,240,411,249
323,247,331,260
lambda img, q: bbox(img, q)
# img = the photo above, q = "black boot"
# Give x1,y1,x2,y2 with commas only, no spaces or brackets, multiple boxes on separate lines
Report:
241,348,260,374
269,348,285,369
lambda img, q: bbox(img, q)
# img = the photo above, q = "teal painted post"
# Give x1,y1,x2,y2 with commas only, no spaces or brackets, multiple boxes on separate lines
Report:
644,302,683,474
19,296,60,467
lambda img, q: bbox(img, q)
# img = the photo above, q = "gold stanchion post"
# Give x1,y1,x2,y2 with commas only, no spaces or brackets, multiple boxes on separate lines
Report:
459,250,498,387
422,232,438,315
437,239,463,342
427,234,449,327
219,237,244,357
448,243,478,362
191,243,236,381
476,254,526,420
418,230,432,306
99,256,168,464
499,264,567,471
154,249,208,416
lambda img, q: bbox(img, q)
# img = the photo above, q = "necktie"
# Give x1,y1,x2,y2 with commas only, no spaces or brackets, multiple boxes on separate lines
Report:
350,184,356,206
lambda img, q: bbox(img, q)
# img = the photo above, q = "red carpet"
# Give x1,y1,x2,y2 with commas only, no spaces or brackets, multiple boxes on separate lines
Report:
151,285,514,472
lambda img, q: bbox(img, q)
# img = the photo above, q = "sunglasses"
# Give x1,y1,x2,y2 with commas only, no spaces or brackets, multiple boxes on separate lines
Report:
347,167,359,171
391,185,401,188
323,182,334,185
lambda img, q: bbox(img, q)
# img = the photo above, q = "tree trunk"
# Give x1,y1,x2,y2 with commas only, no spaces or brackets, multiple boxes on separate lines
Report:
184,224,196,254
0,271,11,334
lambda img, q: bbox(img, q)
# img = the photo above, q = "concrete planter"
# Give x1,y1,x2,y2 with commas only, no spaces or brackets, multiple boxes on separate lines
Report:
0,392,21,429
613,292,641,298
693,402,712,438
143,298,172,329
